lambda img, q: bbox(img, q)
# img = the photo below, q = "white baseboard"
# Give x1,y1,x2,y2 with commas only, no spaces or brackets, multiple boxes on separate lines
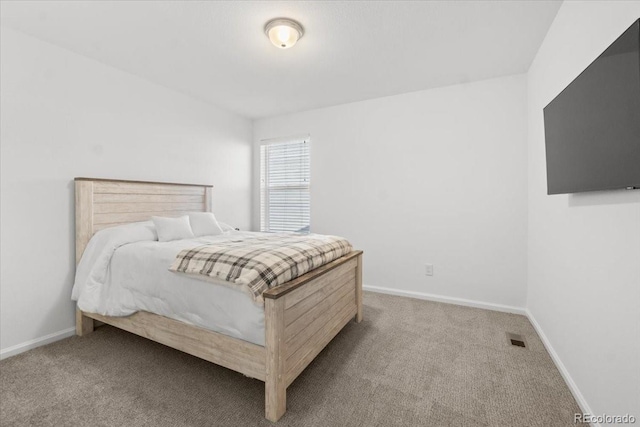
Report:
525,309,598,427
0,327,76,360
363,285,526,315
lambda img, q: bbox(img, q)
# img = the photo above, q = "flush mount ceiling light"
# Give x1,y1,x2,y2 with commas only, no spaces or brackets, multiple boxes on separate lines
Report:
265,18,304,49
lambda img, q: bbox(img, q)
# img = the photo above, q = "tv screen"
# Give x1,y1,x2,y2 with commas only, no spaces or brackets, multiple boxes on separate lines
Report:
543,19,640,195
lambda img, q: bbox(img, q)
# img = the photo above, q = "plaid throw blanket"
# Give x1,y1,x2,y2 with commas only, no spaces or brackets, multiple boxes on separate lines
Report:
169,233,353,303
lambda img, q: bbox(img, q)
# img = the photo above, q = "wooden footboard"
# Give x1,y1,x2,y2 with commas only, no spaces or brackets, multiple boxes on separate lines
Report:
263,251,362,421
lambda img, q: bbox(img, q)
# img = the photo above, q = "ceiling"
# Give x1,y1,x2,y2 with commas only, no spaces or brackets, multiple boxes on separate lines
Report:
0,1,562,119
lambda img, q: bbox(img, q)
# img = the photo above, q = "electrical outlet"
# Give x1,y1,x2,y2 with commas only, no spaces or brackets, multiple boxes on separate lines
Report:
425,264,434,276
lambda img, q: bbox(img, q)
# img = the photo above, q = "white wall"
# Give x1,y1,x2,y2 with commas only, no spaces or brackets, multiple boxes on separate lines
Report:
254,74,528,310
527,2,640,420
0,27,253,354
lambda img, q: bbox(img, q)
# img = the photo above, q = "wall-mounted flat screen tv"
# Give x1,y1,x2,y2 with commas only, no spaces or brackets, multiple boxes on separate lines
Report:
543,19,640,195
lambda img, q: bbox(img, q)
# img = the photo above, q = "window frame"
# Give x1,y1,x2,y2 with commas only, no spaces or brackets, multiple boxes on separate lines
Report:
259,135,311,233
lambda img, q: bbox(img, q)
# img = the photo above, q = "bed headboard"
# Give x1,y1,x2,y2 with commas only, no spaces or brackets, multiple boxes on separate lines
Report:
75,178,213,264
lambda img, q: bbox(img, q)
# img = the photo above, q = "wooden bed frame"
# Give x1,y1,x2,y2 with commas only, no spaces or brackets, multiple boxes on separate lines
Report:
74,177,363,422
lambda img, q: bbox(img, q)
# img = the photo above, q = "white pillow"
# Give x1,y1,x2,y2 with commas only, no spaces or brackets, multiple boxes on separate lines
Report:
188,212,223,237
151,216,195,242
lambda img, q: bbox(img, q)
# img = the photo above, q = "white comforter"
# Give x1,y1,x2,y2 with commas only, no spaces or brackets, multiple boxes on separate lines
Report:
72,222,266,345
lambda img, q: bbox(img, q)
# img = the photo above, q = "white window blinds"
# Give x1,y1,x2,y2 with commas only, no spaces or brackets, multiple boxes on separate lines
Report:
260,137,311,233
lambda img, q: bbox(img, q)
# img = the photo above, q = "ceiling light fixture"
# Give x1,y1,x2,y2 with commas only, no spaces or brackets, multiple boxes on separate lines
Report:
265,18,304,49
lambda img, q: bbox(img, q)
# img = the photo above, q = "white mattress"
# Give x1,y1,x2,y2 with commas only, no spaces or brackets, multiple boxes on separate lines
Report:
72,223,265,346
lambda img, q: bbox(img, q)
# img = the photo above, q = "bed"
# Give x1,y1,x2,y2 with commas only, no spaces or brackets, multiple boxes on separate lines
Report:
73,177,363,422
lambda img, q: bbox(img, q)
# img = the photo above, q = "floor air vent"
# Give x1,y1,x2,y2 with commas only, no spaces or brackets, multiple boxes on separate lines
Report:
506,332,527,348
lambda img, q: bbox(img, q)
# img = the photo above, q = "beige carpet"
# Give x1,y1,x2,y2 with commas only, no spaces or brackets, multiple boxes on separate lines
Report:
1,292,581,426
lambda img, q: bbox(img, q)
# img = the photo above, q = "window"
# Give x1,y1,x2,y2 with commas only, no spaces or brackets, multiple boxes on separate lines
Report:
260,137,310,233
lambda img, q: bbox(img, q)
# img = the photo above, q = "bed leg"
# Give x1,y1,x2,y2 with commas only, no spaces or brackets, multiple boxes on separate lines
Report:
265,297,286,422
76,308,94,336
265,373,286,422
355,254,363,323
